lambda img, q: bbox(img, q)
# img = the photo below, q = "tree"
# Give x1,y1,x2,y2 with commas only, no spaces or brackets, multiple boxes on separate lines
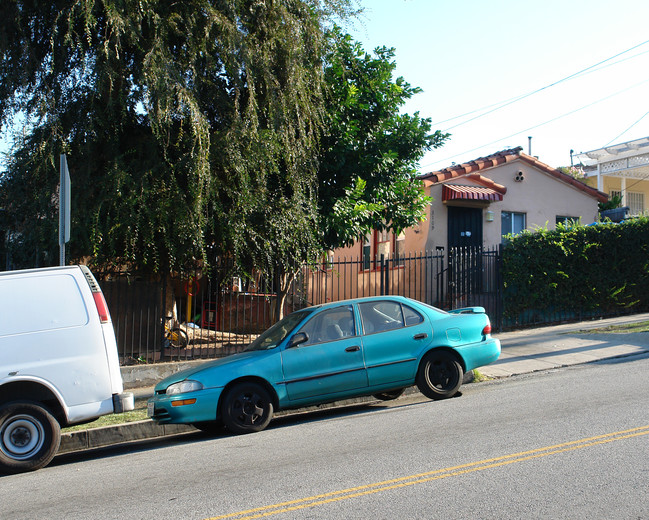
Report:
318,28,449,249
0,3,447,321
0,0,338,276
228,28,451,319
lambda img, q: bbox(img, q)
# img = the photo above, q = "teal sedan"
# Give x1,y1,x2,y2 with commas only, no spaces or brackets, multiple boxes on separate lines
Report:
147,296,500,434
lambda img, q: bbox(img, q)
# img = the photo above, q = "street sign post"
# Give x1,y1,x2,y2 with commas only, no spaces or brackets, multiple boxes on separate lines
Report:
59,154,71,266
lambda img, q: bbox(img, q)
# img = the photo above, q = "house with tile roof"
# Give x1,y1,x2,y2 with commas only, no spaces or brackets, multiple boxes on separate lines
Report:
306,147,608,308
332,146,608,262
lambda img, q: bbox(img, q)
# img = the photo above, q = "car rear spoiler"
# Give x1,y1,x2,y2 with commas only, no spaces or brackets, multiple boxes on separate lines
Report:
448,306,486,315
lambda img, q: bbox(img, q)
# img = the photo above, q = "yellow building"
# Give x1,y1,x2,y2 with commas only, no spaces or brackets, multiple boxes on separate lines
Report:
580,136,649,217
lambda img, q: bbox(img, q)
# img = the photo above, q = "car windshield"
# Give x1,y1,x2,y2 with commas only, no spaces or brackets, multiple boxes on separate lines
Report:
245,309,314,351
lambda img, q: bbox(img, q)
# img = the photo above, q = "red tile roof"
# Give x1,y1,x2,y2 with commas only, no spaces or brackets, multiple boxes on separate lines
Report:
442,184,504,202
420,147,608,203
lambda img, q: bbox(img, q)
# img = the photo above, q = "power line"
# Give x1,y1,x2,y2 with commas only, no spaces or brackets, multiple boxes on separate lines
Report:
604,111,649,146
421,78,649,171
432,39,649,131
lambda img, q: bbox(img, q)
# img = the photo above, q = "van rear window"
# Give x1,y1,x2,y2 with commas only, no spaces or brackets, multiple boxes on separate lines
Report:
0,274,89,337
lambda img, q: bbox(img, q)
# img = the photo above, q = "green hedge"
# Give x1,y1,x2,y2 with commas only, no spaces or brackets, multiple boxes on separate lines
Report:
502,216,649,323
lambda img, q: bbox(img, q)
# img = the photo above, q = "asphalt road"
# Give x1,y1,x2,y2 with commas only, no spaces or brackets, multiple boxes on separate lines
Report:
2,353,648,520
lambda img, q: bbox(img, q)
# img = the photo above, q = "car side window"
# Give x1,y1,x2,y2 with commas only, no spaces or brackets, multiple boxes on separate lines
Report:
403,304,424,326
298,305,355,345
359,301,424,334
359,301,405,334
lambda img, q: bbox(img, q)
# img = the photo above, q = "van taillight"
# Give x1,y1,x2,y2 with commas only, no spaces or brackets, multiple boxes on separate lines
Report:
93,292,111,323
482,324,492,336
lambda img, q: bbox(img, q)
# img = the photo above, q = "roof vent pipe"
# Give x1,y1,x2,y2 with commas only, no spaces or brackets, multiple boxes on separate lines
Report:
528,136,532,156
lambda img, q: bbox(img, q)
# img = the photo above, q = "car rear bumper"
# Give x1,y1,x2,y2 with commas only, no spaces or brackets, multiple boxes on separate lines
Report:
456,337,501,372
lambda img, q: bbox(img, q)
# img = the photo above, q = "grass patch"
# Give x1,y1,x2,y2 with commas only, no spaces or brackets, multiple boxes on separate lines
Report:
470,369,492,383
577,321,649,334
62,408,149,432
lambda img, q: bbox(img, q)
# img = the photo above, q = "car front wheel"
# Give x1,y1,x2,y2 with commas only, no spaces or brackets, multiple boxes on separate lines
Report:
0,402,61,474
416,351,464,400
221,382,273,434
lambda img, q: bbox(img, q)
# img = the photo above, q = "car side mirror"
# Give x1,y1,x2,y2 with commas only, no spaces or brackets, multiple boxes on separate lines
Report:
288,332,309,348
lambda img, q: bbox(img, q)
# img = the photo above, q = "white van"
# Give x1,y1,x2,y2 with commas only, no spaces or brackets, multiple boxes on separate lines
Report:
0,265,134,473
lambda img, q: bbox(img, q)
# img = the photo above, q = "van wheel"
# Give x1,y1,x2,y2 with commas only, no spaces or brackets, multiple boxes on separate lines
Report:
0,402,61,474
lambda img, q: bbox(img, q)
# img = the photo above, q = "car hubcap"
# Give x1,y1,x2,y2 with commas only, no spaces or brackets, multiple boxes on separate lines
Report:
1,416,45,460
233,393,265,426
430,360,454,389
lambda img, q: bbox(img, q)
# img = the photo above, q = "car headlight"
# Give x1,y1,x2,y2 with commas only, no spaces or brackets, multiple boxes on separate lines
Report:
165,380,204,395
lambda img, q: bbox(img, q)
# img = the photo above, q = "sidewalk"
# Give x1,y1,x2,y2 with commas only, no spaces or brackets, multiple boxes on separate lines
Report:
59,312,649,455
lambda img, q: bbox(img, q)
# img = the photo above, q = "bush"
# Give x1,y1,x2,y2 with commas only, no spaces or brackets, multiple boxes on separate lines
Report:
502,216,649,323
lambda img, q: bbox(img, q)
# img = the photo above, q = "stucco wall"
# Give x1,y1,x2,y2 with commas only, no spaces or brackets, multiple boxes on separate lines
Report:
484,161,600,236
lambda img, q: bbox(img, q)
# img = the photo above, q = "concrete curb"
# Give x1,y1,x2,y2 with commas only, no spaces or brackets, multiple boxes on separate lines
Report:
60,421,195,454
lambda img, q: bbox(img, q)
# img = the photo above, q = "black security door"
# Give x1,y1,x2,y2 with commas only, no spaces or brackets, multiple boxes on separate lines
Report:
447,206,483,248
447,206,484,304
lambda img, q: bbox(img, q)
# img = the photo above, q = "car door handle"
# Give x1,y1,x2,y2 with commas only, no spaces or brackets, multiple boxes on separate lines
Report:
345,345,361,352
413,333,428,340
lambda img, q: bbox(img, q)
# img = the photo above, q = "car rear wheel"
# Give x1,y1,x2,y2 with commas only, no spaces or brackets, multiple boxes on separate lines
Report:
221,382,273,434
373,389,405,401
0,402,61,474
416,351,464,400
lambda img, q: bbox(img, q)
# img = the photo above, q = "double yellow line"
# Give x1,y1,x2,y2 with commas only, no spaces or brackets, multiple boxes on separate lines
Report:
207,424,649,520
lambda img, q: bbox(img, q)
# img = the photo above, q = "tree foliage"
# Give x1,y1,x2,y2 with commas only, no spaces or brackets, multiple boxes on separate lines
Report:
0,0,333,274
0,1,445,298
318,28,449,249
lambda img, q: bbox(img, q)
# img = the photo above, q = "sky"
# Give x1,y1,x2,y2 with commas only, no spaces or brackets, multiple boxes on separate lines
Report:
346,0,649,173
2,0,649,175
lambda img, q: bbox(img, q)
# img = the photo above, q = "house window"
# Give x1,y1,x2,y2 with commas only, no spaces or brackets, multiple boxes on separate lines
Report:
556,216,579,228
361,229,405,270
627,192,644,216
610,190,644,215
362,233,372,270
376,229,390,259
322,252,334,271
501,211,526,239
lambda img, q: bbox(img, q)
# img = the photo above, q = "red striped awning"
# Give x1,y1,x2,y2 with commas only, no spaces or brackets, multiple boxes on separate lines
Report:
442,184,503,202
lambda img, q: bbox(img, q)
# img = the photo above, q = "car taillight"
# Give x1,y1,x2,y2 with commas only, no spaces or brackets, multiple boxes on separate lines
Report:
93,291,111,323
482,324,492,336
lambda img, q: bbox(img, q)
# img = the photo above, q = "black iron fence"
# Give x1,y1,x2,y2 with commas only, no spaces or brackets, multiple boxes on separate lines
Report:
5,245,643,364
92,247,504,364
6,243,647,364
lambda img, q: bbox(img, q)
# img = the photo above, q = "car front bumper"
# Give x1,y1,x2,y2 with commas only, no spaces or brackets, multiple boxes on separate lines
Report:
147,386,224,425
